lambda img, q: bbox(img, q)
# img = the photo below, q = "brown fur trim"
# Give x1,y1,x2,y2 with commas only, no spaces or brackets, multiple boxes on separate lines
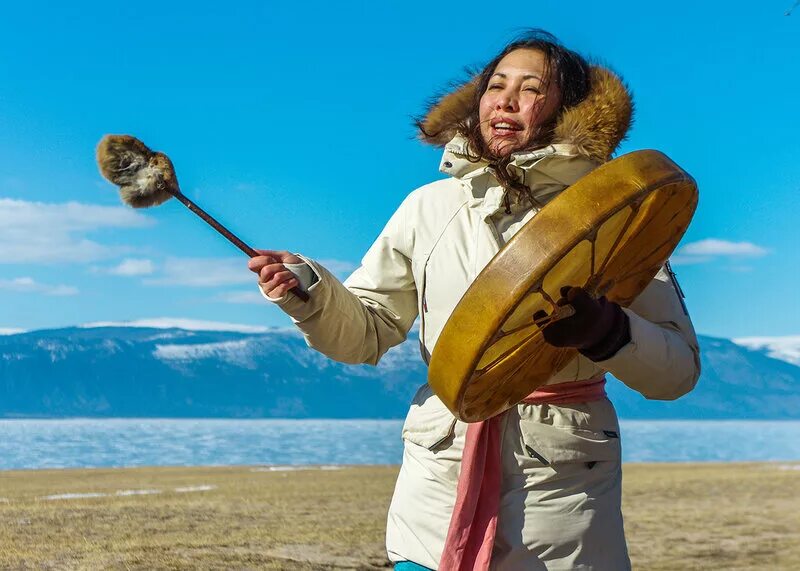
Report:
418,66,633,162
418,78,478,147
553,67,633,162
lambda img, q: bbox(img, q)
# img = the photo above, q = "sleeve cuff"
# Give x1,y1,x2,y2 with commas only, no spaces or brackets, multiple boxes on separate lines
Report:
283,260,319,292
593,307,671,372
258,255,326,315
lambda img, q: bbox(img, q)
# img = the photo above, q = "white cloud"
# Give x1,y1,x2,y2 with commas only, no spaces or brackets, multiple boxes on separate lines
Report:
0,277,78,296
216,290,265,304
0,198,153,264
678,239,769,257
145,257,252,287
108,258,155,276
79,318,270,333
671,239,769,266
144,256,356,288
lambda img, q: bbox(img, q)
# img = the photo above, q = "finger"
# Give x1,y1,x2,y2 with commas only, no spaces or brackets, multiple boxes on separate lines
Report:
255,249,282,257
263,272,297,298
270,277,299,299
263,269,297,291
248,255,276,273
257,249,296,262
265,273,299,299
567,287,597,313
259,263,286,283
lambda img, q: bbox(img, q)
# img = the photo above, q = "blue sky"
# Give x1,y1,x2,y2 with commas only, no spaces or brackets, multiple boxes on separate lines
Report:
0,0,798,339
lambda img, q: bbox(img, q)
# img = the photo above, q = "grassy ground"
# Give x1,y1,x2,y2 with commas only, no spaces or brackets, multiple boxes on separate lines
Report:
0,462,798,569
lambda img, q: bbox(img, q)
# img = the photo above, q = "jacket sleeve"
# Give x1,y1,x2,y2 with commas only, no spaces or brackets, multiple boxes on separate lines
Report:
260,198,419,366
594,265,701,400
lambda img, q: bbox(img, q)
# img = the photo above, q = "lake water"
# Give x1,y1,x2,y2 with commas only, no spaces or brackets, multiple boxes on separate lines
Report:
1,419,799,470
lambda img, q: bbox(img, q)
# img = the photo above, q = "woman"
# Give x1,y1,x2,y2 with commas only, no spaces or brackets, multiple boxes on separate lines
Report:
248,30,700,571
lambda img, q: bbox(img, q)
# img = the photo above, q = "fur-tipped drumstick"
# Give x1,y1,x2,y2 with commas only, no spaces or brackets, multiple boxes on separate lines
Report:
96,134,310,302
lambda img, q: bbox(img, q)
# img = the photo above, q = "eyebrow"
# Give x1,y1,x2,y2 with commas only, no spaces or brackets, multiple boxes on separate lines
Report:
490,72,543,82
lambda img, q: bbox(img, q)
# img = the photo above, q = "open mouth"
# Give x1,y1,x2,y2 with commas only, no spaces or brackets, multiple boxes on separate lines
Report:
490,119,524,136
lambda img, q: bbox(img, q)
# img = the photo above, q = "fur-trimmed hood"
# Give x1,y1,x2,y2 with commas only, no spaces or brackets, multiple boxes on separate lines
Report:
419,66,634,164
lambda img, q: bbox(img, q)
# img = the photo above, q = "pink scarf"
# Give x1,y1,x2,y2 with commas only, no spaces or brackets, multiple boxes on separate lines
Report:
438,376,607,571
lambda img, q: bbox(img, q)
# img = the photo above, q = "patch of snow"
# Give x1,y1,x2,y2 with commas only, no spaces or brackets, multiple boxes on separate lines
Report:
154,339,256,368
251,466,307,472
733,336,800,366
39,492,107,501
0,328,26,335
115,489,161,496
174,485,216,493
35,340,73,362
774,464,800,471
251,465,344,472
79,318,270,334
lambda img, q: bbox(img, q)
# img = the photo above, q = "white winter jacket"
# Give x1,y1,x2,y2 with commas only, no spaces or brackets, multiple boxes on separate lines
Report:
261,66,700,569
265,135,699,401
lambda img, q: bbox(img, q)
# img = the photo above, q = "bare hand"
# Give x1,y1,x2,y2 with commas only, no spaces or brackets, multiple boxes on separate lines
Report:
248,249,303,299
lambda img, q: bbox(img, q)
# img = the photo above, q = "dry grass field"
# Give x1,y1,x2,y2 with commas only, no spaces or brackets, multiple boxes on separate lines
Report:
0,462,798,570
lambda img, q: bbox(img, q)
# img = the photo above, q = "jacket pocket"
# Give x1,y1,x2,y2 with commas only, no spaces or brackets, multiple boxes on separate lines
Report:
517,399,621,466
402,383,457,450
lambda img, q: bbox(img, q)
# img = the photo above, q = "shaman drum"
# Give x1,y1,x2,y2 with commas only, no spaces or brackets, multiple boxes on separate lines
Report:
428,150,698,422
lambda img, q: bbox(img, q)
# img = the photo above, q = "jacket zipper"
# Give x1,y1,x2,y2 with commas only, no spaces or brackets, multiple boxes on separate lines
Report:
664,261,689,315
419,258,430,365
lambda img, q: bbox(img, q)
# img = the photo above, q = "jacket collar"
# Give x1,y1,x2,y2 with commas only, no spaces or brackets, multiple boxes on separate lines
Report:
439,134,582,179
440,134,599,212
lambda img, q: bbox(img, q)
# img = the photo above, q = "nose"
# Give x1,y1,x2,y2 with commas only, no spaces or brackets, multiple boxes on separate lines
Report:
496,89,519,112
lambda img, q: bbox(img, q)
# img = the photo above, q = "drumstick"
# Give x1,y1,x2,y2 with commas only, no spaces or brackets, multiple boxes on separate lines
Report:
96,135,309,303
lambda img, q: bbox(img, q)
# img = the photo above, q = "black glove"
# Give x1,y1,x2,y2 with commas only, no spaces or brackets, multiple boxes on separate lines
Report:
533,286,631,362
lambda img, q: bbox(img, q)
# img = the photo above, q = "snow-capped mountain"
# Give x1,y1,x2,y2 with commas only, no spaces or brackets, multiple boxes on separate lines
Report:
733,336,800,367
0,326,798,419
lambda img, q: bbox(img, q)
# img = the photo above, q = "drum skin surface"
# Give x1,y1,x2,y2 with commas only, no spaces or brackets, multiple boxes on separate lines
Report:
428,150,699,423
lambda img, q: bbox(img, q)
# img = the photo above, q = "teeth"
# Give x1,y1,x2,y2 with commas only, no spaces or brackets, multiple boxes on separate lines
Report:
495,122,517,130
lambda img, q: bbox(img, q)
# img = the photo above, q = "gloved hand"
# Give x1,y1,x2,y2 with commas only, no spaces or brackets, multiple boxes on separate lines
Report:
533,286,631,362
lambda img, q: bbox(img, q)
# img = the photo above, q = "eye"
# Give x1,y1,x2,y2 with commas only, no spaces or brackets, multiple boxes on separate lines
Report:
524,86,542,94
487,83,504,90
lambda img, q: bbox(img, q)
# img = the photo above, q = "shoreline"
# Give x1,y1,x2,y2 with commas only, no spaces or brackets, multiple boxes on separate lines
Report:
1,458,799,474
1,463,799,569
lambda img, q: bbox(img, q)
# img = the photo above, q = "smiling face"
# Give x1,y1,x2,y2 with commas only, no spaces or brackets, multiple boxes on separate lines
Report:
478,49,562,157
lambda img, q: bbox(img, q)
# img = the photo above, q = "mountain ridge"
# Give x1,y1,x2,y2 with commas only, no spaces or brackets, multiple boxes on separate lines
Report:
1,326,798,419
